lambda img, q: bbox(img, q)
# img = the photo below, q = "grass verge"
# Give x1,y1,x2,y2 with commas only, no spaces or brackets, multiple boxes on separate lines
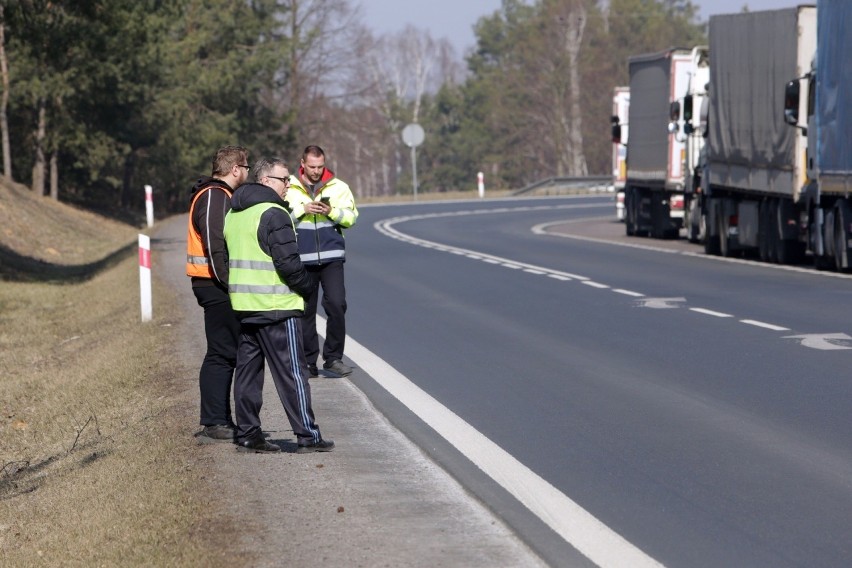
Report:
0,216,228,565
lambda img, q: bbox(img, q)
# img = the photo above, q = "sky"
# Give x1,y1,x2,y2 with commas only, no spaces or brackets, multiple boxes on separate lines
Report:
358,0,805,54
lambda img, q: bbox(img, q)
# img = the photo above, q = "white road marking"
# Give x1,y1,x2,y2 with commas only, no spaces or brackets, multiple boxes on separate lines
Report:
374,204,851,352
783,333,852,350
613,289,645,297
318,316,665,568
635,297,686,309
690,308,733,318
740,320,790,331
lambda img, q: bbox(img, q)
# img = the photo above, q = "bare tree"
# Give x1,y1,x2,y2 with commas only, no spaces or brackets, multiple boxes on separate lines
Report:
0,6,11,182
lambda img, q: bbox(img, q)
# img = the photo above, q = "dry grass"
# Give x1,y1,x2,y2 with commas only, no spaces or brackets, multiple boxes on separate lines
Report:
0,182,228,566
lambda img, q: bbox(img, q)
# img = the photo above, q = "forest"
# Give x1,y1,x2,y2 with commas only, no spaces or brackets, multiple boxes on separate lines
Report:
0,0,706,219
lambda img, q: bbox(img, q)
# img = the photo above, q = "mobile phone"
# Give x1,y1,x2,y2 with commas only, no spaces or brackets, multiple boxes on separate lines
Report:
320,196,331,205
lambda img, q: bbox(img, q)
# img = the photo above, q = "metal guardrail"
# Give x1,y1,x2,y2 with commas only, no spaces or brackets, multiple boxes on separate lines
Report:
512,175,612,196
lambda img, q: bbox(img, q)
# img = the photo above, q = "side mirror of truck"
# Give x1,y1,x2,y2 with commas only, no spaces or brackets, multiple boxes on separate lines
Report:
784,80,800,126
611,115,622,143
669,101,680,121
682,95,694,134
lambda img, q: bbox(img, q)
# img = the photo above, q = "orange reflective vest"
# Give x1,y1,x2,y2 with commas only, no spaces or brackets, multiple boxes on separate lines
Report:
186,185,232,278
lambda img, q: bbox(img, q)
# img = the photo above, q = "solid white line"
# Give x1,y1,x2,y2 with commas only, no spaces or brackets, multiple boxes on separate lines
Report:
613,289,645,297
689,308,733,318
740,320,790,331
319,315,664,568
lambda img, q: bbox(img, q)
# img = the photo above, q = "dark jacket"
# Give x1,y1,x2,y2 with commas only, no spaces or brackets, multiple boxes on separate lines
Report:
226,182,313,324
189,176,233,290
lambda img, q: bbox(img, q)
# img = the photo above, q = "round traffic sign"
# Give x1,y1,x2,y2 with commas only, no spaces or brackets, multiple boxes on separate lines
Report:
402,123,425,148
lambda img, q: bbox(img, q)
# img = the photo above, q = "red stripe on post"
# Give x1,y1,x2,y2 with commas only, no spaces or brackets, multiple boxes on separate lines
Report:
139,247,151,269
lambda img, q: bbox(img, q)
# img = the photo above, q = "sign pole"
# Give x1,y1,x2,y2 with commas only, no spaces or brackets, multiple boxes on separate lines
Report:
401,123,425,200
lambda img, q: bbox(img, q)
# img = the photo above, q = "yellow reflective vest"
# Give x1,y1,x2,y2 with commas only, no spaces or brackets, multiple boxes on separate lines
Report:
223,202,304,313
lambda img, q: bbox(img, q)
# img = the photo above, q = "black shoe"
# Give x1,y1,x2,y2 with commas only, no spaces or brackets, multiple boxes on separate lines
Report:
296,439,335,453
323,359,352,377
307,364,319,378
236,437,282,453
194,424,235,444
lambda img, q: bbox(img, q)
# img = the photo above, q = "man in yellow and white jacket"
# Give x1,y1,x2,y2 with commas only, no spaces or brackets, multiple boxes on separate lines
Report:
287,145,358,378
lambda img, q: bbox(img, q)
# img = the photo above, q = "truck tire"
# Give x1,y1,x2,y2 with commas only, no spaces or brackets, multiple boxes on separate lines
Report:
834,203,851,272
718,211,731,257
702,207,720,255
625,188,636,236
774,199,805,264
686,199,701,243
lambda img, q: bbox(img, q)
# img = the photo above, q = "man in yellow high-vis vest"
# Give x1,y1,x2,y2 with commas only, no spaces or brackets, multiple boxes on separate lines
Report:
224,157,334,454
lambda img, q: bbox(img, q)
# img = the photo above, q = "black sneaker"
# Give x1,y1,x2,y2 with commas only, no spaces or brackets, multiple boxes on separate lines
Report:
296,439,335,453
307,364,319,378
194,424,235,444
323,359,352,377
237,437,282,453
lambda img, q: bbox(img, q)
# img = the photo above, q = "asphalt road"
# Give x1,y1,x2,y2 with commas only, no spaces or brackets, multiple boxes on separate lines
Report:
343,194,852,567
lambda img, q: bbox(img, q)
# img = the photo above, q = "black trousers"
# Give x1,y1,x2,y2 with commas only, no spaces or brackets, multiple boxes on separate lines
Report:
302,261,347,365
193,285,240,426
234,317,322,445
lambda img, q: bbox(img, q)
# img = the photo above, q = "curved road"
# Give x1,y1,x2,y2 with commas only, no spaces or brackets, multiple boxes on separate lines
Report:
343,194,852,567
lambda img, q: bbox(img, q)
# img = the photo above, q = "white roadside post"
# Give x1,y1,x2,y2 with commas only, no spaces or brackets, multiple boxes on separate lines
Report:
138,234,152,322
401,123,425,200
144,184,154,228
477,171,485,198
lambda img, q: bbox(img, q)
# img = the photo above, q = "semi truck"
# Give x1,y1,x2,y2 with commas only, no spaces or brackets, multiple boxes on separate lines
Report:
617,48,694,238
611,86,629,221
783,0,852,270
701,6,816,261
670,46,709,243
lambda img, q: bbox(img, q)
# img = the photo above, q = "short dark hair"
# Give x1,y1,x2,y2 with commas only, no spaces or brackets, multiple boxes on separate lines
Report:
212,145,248,177
302,145,325,161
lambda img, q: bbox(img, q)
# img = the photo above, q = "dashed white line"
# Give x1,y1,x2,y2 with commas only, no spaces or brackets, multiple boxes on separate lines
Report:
613,289,645,297
741,320,790,331
690,308,734,318
582,281,610,289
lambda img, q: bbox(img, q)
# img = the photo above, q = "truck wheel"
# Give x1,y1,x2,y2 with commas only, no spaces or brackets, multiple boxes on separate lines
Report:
625,188,636,236
758,201,770,262
774,199,804,264
702,210,720,255
834,204,851,272
718,213,731,257
767,200,781,263
686,200,700,243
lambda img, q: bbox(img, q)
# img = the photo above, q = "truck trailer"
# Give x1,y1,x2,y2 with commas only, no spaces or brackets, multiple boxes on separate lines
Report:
784,0,852,270
621,48,693,238
702,6,816,261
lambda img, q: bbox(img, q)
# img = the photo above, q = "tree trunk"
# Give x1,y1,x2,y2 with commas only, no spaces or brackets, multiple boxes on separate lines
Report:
49,151,58,200
32,99,46,195
563,4,588,176
0,8,12,182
